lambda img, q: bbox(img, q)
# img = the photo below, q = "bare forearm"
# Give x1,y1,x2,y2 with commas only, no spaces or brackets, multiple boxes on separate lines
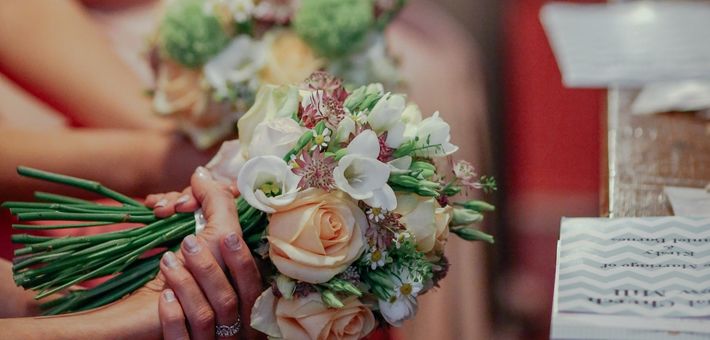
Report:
0,128,208,200
0,0,171,131
0,291,161,340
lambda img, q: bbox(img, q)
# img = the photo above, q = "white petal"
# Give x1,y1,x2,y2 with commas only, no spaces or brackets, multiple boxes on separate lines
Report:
385,121,407,149
378,296,418,327
335,116,356,143
364,185,397,211
368,93,405,133
206,140,247,186
388,156,412,172
346,130,380,159
333,155,390,200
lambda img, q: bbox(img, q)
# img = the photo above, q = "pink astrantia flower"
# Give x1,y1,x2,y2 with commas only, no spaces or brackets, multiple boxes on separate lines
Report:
292,149,337,191
300,92,346,129
302,71,348,102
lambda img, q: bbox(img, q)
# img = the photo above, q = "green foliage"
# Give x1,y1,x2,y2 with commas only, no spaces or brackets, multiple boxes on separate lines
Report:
293,0,375,58
159,0,230,68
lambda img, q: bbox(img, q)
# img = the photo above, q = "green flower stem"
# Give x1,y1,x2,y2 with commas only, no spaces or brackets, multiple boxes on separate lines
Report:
10,234,54,245
42,253,163,315
16,217,186,289
13,213,185,254
78,265,157,311
16,212,157,224
17,167,145,208
34,191,96,205
12,222,114,230
13,249,81,271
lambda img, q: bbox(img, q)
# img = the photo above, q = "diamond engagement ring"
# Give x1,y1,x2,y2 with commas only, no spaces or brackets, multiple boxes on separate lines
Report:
216,316,241,337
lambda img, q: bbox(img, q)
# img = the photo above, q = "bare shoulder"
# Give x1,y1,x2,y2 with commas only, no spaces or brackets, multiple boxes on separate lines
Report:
386,0,483,82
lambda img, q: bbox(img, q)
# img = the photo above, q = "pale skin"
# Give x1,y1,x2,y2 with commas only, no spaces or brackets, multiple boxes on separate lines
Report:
0,0,216,200
0,0,171,131
0,169,263,339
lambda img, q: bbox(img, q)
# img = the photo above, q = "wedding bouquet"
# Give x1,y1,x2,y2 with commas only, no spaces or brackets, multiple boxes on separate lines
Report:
5,73,495,339
151,0,405,148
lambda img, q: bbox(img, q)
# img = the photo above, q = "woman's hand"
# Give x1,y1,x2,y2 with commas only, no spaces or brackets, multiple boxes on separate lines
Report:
159,233,263,340
145,186,200,218
150,167,263,339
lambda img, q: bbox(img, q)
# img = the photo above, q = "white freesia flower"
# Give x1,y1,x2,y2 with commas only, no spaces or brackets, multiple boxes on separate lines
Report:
206,140,247,186
248,118,307,159
333,130,396,210
378,295,418,327
237,156,300,213
204,35,266,98
411,112,459,158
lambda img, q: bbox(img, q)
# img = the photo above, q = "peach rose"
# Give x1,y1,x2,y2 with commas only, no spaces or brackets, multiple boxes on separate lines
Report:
152,59,235,148
251,288,376,340
268,189,367,283
259,30,324,86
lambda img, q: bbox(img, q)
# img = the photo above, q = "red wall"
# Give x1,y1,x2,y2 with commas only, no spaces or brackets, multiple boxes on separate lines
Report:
501,0,603,337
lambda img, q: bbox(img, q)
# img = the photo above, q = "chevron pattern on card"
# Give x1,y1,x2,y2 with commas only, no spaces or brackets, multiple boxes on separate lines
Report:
557,217,710,318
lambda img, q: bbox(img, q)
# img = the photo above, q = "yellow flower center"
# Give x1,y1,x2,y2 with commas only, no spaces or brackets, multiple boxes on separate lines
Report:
314,135,326,145
371,208,382,216
400,283,413,296
371,250,382,262
259,182,281,196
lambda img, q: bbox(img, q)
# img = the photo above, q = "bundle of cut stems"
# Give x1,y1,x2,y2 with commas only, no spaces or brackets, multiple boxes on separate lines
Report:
3,167,265,315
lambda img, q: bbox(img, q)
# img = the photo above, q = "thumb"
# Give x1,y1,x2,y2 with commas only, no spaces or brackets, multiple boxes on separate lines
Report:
191,166,242,264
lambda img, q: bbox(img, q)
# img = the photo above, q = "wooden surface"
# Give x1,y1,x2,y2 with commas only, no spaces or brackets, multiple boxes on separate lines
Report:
603,88,710,217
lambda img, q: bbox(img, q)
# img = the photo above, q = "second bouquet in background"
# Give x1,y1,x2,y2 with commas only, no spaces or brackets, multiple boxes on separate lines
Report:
150,0,406,148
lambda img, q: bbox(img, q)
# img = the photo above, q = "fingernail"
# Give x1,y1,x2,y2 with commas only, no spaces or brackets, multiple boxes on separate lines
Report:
195,166,212,180
224,232,242,252
162,251,179,269
175,195,190,205
163,289,176,302
155,198,168,208
183,235,201,254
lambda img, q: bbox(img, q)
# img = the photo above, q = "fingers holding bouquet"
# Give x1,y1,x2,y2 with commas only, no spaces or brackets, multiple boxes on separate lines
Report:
159,232,263,340
151,167,262,339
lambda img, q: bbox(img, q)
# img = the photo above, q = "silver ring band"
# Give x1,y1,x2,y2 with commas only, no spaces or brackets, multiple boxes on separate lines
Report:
216,316,241,337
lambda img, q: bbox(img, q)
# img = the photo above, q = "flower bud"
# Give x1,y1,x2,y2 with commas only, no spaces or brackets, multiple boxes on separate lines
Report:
418,180,441,190
443,185,461,196
451,208,483,226
456,200,495,212
389,174,420,189
451,227,494,244
416,186,440,197
393,140,417,158
283,130,314,161
415,169,435,179
321,290,345,309
323,278,362,297
409,161,436,172
276,275,296,300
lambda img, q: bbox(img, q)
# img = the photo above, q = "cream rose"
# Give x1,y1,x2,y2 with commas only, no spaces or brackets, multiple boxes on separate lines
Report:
252,288,376,340
268,189,367,283
248,117,307,159
237,84,299,147
259,30,324,86
394,194,452,255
